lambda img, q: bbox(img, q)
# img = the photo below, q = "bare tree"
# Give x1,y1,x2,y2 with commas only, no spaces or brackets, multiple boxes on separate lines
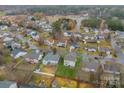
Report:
38,37,45,46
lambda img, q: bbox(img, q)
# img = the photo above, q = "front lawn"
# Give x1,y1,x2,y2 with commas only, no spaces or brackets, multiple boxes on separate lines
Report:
56,56,81,79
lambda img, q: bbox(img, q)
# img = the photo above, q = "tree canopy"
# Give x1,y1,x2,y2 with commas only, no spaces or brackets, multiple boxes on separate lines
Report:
106,18,124,31
81,18,101,28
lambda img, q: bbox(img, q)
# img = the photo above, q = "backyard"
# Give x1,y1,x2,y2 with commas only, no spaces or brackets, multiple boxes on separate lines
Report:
56,56,81,79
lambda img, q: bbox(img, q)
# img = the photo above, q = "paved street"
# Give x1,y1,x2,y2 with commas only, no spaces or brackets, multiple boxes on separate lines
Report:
111,37,124,64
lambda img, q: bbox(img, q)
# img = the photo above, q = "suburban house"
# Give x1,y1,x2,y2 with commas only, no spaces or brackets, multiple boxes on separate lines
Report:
0,80,18,88
3,37,14,42
69,43,78,52
73,32,82,38
25,50,43,64
84,46,97,52
83,27,89,32
93,28,99,34
11,48,27,59
45,38,55,46
64,32,72,37
56,41,66,47
55,39,68,47
11,42,21,50
84,39,98,44
78,58,99,83
0,25,8,31
96,34,104,40
84,34,96,40
4,41,21,50
19,84,39,88
0,32,10,38
42,53,60,65
30,31,39,41
98,47,111,56
42,24,52,32
115,31,124,38
64,53,77,67
100,62,121,87
16,34,26,43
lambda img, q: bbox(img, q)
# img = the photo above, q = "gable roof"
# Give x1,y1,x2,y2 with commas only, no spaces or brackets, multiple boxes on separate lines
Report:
26,50,42,60
103,63,120,73
64,52,76,62
11,48,26,57
81,59,99,71
44,53,60,62
98,47,110,52
0,80,17,88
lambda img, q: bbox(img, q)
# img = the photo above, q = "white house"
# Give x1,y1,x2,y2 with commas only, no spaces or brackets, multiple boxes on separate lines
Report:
83,27,89,32
3,37,13,42
11,49,27,59
84,46,97,52
64,53,77,67
74,32,82,38
56,42,66,47
0,25,8,31
42,53,60,65
83,34,96,40
98,47,111,55
64,32,72,37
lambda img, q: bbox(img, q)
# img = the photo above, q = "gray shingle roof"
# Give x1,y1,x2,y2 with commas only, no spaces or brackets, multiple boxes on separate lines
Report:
11,48,26,57
26,50,42,60
104,63,120,73
44,53,60,62
83,62,98,70
0,80,17,88
82,59,99,71
64,53,76,61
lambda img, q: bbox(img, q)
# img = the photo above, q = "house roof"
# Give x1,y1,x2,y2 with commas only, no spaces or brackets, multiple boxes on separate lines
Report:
26,50,42,60
84,46,97,49
47,38,57,43
82,60,99,71
85,39,97,43
11,48,26,57
19,84,39,88
0,80,16,88
82,34,95,38
64,53,76,62
64,31,72,35
98,47,110,52
103,63,120,73
102,58,118,63
43,53,60,62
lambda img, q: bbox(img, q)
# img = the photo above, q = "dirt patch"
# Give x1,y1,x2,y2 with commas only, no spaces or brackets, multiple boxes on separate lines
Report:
40,64,57,74
30,73,54,87
54,77,77,88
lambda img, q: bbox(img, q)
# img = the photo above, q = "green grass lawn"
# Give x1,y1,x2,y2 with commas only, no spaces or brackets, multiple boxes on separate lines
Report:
56,61,76,79
56,56,81,79
0,11,5,16
0,75,4,81
1,54,14,64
